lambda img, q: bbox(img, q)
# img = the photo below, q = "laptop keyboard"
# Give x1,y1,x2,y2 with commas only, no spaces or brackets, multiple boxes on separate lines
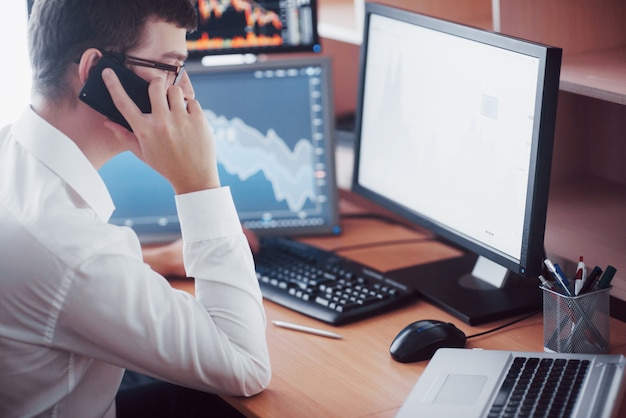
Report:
254,237,413,325
488,356,590,418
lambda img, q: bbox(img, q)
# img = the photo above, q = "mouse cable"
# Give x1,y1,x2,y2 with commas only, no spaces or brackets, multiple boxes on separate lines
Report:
465,310,541,340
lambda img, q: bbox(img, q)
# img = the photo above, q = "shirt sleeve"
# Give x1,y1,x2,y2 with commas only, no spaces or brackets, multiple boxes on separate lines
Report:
53,187,271,397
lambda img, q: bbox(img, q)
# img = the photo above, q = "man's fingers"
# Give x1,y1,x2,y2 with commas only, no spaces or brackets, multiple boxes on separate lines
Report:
186,98,203,115
148,77,171,114
101,67,142,127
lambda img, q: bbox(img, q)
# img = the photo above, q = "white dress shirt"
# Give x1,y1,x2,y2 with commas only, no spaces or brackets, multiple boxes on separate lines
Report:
0,108,271,418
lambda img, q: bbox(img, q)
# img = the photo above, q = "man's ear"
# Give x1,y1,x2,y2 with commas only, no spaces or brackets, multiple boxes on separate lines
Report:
77,48,103,85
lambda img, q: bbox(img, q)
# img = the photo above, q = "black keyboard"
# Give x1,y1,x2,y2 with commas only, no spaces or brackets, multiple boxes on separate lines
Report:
254,237,414,325
488,356,590,418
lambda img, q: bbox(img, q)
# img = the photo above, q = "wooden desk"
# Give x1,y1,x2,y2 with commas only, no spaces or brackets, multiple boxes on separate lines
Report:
170,194,626,417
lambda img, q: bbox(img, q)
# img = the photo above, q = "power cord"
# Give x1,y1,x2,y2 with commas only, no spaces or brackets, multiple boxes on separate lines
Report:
339,212,543,338
465,310,542,340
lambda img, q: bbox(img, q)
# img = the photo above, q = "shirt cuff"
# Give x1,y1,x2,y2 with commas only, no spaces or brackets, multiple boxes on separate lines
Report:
175,187,241,243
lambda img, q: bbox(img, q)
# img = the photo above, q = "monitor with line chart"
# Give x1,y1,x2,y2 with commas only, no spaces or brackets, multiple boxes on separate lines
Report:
99,57,340,243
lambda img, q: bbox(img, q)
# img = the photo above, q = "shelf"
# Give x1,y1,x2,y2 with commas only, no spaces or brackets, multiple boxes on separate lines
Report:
318,0,625,105
317,0,363,44
560,46,626,106
317,0,492,45
545,178,626,302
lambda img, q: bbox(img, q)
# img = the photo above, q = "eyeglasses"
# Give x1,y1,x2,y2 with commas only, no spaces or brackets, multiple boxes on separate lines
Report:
105,51,186,86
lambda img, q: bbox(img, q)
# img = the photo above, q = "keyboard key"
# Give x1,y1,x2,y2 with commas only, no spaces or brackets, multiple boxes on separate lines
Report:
488,356,589,418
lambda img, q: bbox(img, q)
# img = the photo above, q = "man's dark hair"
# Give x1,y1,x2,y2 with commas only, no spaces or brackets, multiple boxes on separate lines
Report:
28,0,197,99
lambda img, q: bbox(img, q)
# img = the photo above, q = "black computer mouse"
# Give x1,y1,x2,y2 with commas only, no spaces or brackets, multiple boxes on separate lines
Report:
389,319,466,363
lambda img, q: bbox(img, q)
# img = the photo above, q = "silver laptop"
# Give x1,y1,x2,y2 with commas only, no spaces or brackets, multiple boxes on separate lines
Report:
396,348,626,418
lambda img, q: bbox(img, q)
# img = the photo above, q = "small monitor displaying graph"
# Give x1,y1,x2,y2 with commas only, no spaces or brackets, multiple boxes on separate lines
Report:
186,0,321,57
99,57,340,243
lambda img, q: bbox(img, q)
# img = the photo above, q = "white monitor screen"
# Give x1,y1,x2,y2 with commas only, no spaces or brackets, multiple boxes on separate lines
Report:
357,13,541,264
351,3,562,324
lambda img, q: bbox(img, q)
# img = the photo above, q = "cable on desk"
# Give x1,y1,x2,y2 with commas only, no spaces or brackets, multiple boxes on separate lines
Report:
466,310,541,340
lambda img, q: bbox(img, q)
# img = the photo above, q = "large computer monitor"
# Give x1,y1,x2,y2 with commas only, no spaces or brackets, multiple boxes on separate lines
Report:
351,3,562,324
186,0,321,58
100,57,340,243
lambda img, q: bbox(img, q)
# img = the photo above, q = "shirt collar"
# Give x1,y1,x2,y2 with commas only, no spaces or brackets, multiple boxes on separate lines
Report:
12,107,115,222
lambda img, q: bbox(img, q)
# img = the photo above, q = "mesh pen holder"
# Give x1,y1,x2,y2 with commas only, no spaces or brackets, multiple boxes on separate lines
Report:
542,286,611,354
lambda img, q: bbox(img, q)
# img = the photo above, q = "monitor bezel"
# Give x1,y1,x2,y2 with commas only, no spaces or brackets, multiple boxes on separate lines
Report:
351,3,562,278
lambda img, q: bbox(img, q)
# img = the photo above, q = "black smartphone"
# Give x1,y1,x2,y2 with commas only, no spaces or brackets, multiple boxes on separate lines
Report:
78,55,151,131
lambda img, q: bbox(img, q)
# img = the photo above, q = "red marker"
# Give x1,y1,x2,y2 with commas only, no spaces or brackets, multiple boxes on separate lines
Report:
574,256,586,295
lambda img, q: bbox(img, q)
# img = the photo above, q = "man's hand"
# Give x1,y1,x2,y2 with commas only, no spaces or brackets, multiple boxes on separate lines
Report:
101,68,219,194
142,239,186,278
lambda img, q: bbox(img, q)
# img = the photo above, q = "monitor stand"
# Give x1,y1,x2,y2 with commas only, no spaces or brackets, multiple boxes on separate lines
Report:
388,253,541,325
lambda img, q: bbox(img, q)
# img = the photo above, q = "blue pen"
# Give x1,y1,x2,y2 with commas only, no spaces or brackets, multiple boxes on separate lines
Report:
544,259,572,296
554,263,569,287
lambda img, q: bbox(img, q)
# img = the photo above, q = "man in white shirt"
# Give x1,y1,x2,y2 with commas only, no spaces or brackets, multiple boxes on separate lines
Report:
0,0,271,417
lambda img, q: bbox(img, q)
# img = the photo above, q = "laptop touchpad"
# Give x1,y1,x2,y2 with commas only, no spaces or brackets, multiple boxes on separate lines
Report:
432,374,487,405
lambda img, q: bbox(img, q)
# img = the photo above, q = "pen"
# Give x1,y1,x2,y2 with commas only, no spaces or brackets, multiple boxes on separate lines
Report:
272,320,343,339
574,256,586,295
597,265,616,290
538,274,554,290
579,266,602,294
554,263,569,289
544,259,572,296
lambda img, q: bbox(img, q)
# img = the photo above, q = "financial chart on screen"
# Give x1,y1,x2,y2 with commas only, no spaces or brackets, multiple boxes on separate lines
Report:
195,58,339,234
99,58,339,243
186,0,320,56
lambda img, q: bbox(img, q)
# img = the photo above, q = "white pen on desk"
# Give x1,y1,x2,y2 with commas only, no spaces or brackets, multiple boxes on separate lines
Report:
272,320,343,339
